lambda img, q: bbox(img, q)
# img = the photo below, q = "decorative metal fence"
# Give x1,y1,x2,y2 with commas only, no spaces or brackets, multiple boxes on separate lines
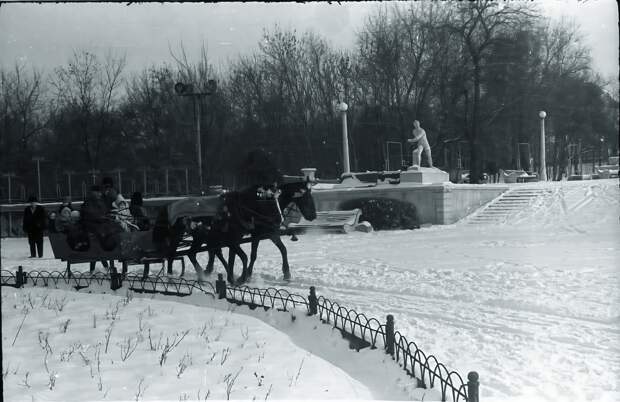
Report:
1,266,478,402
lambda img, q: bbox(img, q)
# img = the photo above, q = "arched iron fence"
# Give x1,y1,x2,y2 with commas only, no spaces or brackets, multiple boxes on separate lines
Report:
1,266,478,402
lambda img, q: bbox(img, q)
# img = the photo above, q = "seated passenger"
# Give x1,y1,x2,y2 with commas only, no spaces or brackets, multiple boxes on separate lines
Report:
48,212,58,233
129,191,151,231
101,177,119,211
111,194,138,232
58,196,73,214
55,206,73,233
80,185,120,251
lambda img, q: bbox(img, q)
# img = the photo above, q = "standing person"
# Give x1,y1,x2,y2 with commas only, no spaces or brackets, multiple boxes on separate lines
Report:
407,120,433,168
22,195,47,258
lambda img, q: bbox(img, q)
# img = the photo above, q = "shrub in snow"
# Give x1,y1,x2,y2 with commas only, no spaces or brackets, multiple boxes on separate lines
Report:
341,198,420,230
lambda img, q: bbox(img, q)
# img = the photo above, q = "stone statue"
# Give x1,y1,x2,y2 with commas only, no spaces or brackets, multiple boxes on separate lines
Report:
407,120,433,168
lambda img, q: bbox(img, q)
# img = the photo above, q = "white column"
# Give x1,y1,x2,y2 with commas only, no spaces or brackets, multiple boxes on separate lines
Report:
339,102,350,175
539,111,547,181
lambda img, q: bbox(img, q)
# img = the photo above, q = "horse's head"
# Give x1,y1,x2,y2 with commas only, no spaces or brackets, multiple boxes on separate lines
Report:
280,178,317,221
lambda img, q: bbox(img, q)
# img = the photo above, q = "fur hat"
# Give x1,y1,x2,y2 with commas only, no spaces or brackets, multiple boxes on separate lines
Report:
102,177,114,188
115,194,127,205
131,191,144,206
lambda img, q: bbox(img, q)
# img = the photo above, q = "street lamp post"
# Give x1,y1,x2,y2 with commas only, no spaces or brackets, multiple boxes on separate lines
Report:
2,172,16,237
164,167,170,195
32,157,44,201
538,111,547,181
337,102,351,175
113,168,124,194
88,169,100,185
142,168,148,195
184,167,189,195
2,173,15,203
174,80,217,193
64,170,74,198
599,138,604,166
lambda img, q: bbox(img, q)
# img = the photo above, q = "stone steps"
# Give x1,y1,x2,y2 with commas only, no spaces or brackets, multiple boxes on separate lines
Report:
466,187,550,225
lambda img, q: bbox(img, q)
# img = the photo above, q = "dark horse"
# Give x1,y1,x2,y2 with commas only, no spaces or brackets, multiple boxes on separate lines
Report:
153,178,316,285
152,193,249,284
206,178,317,283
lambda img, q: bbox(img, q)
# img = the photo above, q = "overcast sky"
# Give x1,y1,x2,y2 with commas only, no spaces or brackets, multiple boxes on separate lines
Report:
0,1,618,83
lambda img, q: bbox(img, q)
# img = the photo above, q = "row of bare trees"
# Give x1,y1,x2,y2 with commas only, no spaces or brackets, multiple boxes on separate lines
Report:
1,1,618,201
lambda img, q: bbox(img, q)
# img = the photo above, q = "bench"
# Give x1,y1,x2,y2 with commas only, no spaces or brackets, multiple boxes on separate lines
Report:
286,209,363,233
500,169,538,183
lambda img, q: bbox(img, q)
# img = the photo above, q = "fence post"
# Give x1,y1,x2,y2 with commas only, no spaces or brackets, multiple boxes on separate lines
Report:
215,273,226,299
308,286,318,316
385,314,395,356
467,371,479,402
16,266,25,288
110,267,121,291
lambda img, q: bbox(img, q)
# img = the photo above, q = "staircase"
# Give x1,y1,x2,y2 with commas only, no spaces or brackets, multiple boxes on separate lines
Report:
466,186,554,225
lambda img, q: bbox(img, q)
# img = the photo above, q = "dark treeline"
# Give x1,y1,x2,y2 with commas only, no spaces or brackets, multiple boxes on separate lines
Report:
1,1,618,201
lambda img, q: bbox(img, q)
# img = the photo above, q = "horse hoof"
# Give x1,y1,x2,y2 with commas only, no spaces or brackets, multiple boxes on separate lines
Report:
283,271,291,281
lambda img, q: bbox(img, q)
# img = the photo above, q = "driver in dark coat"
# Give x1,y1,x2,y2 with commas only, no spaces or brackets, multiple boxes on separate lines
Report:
80,185,120,251
81,185,109,230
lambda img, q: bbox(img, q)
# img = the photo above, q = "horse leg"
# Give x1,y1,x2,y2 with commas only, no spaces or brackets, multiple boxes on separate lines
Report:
167,231,183,275
187,239,204,281
231,244,249,285
186,252,204,281
228,247,236,275
205,249,216,274
271,235,290,280
215,248,234,285
248,237,259,277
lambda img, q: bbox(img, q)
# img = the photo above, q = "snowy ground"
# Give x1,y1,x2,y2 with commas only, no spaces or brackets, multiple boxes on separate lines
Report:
2,179,619,402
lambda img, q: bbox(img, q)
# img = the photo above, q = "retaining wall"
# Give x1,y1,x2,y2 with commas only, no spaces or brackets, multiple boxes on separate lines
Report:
311,183,508,225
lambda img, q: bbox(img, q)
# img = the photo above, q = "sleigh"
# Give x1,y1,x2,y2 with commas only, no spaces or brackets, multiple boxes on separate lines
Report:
48,228,187,276
48,195,238,276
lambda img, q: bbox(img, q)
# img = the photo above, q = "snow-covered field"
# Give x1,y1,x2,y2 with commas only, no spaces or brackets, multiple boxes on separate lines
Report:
2,179,619,402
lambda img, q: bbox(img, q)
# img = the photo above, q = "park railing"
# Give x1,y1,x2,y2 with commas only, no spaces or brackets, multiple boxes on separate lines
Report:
2,266,478,402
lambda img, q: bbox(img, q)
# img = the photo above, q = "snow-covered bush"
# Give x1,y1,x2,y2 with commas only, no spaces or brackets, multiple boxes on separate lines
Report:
341,198,420,230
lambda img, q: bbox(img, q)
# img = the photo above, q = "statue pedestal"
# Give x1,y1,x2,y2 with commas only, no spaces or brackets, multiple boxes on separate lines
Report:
400,166,450,184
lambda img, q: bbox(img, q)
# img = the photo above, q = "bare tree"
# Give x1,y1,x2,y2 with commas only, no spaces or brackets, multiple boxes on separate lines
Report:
50,49,126,169
447,0,535,182
0,63,46,170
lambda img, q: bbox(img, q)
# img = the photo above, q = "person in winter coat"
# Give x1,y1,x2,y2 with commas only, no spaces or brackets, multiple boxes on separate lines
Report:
58,196,73,214
101,177,119,211
80,185,109,231
22,195,47,258
111,193,137,232
55,205,74,233
129,192,151,231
